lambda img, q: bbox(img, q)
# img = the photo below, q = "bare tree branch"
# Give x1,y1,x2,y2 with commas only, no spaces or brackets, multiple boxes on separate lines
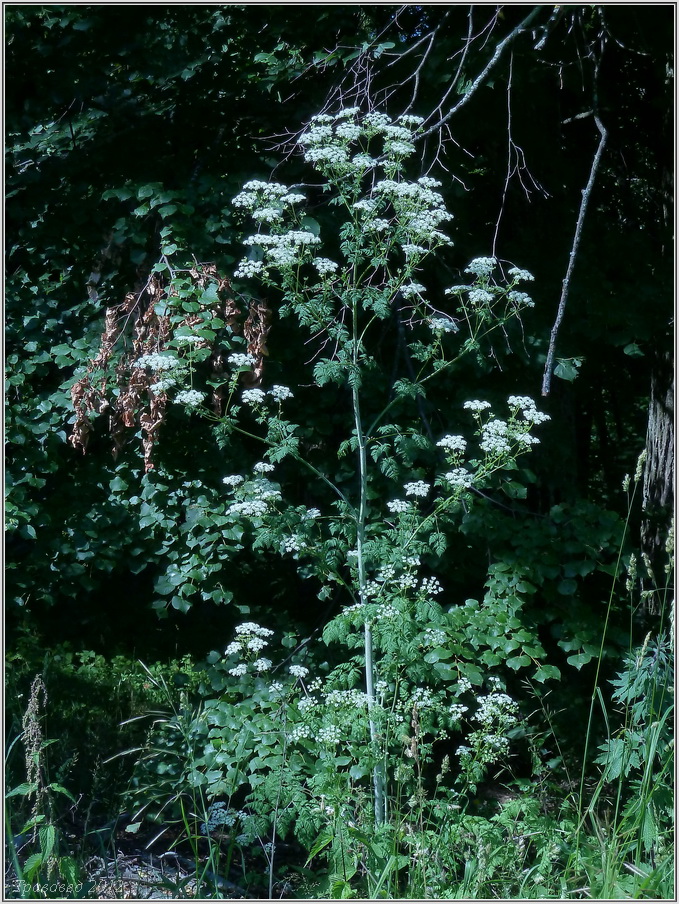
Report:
541,113,608,396
419,6,543,139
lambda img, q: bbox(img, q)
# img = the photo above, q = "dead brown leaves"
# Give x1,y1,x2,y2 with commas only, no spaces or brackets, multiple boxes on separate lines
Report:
69,263,270,472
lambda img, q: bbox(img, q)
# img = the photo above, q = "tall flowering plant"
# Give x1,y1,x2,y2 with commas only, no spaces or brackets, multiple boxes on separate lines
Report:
126,110,553,891
219,109,549,828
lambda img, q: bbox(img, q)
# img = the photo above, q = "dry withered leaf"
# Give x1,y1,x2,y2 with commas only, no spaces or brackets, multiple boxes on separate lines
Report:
69,262,247,468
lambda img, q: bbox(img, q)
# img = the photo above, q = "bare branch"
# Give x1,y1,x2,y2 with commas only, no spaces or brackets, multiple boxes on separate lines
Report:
419,6,543,139
541,114,608,396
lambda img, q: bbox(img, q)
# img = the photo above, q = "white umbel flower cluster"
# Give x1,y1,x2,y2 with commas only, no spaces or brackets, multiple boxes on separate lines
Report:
404,480,429,498
242,388,266,405
387,499,411,513
228,352,256,367
507,395,551,424
436,434,466,452
174,389,205,408
135,353,181,372
269,385,294,402
465,257,497,279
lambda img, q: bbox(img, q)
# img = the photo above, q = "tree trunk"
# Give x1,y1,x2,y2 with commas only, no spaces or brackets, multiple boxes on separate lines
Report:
641,346,674,587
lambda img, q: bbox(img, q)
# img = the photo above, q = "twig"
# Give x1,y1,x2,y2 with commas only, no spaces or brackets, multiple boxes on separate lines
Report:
541,113,608,396
419,7,543,140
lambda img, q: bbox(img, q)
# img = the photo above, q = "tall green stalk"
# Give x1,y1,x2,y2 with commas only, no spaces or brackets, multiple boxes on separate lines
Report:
351,297,386,826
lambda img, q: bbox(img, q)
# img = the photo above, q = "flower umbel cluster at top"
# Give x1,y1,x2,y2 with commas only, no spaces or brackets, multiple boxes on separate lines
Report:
231,109,454,286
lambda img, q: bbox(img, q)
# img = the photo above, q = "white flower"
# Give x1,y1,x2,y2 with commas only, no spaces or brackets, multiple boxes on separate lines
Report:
399,282,426,298
314,258,339,276
507,395,550,424
234,259,265,279
465,257,497,278
366,218,391,233
225,641,242,655
449,703,468,720
283,535,303,554
468,289,494,306
236,622,274,637
515,432,540,445
324,688,369,708
299,123,333,144
479,419,511,454
202,805,239,834
437,435,466,452
423,627,446,648
463,400,491,412
353,199,378,213
303,508,321,520
336,106,360,118
149,376,178,393
335,122,361,140
174,389,205,408
398,574,418,591
445,468,473,488
420,576,443,596
402,243,427,258
304,145,350,166
475,692,519,727
242,388,267,405
174,335,203,346
281,193,305,205
289,724,313,742
387,499,410,514
135,353,181,372
404,480,429,498
268,385,294,402
222,474,244,487
416,174,441,187
228,663,248,677
317,724,342,745
384,125,414,141
289,665,309,678
247,636,267,652
411,687,435,708
254,461,275,473
508,290,535,308
253,658,272,672
363,112,392,131
228,499,269,517
352,154,377,169
233,181,289,209
429,317,458,334
385,139,416,157
508,267,534,282
258,203,292,225
228,352,256,367
400,115,425,127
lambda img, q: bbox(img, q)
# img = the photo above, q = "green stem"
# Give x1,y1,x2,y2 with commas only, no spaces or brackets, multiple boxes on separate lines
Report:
351,298,386,828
